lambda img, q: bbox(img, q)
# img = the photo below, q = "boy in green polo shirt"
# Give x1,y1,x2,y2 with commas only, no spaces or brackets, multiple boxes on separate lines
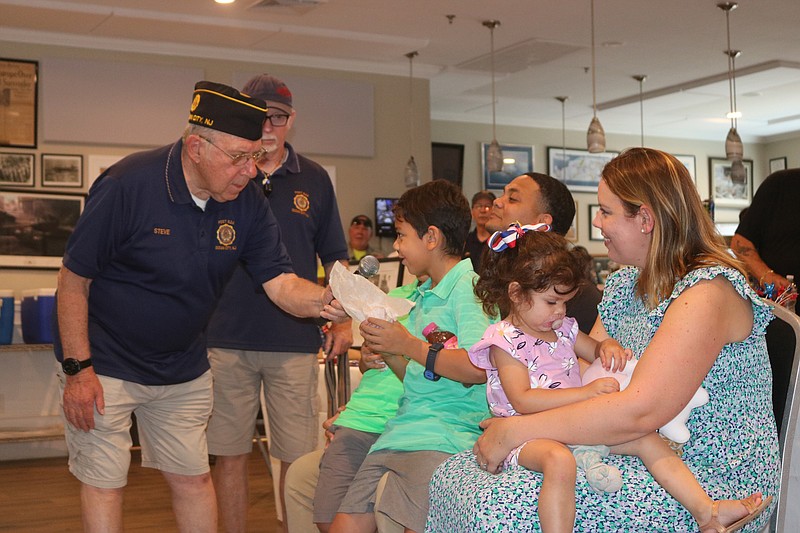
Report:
329,180,493,533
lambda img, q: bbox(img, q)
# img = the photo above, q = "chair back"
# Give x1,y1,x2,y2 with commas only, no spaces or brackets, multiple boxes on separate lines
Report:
765,302,800,532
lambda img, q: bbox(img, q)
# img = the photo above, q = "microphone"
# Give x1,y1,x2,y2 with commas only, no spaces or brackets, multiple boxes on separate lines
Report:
356,255,380,278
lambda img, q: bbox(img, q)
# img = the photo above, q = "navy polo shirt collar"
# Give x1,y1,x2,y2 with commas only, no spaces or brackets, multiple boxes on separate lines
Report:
270,142,301,178
164,139,194,206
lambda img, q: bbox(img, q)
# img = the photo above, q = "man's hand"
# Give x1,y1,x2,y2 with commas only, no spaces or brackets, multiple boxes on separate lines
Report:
320,285,349,323
323,319,353,361
62,369,105,432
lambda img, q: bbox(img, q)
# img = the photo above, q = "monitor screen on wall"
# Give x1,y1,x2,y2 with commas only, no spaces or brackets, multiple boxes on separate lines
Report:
375,197,398,237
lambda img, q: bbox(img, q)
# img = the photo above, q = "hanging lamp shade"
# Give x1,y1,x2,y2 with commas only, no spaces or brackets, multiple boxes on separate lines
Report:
586,0,606,153
725,127,743,161
718,3,744,163
587,117,606,154
483,20,504,172
486,140,504,173
403,51,420,188
404,155,420,188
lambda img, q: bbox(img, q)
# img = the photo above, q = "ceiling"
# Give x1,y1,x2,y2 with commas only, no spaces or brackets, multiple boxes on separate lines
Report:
3,0,800,144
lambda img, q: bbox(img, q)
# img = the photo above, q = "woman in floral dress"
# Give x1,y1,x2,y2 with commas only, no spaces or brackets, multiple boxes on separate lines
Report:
427,148,779,532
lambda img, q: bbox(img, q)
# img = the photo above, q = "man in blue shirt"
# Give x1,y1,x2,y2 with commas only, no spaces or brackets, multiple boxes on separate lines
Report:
206,74,351,532
55,81,345,532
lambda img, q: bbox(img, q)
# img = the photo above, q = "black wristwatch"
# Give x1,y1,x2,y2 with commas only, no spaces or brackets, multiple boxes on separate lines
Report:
423,342,444,381
62,358,92,376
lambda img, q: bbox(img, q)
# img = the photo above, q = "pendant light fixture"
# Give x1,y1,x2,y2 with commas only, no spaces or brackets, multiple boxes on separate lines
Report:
403,51,420,188
718,2,746,183
556,96,568,182
632,75,647,147
586,0,606,153
483,20,504,172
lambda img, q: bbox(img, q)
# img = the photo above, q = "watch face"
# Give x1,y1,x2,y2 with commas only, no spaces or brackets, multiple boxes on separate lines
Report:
62,358,84,376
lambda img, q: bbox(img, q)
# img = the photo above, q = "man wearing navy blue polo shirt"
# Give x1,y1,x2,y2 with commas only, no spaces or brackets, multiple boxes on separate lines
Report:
206,74,351,532
54,81,345,532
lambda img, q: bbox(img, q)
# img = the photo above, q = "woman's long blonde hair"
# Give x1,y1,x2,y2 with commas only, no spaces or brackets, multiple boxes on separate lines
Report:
601,147,745,309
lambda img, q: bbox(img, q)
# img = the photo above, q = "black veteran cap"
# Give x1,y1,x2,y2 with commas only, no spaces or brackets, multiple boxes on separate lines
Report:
188,81,267,141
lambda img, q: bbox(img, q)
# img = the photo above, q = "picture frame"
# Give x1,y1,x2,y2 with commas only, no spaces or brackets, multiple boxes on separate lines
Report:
42,154,83,188
588,204,604,241
0,189,85,268
672,154,696,183
347,257,405,293
565,201,578,242
0,58,38,148
481,143,534,191
87,154,125,189
708,157,754,207
0,152,34,187
769,157,787,174
431,142,464,187
547,147,617,192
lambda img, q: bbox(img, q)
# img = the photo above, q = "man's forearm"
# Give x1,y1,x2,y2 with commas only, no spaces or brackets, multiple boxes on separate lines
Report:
263,273,326,318
56,266,93,359
730,233,771,280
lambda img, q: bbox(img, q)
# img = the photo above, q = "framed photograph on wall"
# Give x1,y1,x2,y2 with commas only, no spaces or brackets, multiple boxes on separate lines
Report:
0,152,34,187
672,154,696,183
0,58,38,148
87,154,125,189
432,142,464,187
565,201,578,242
769,157,787,174
588,204,603,241
481,143,533,191
0,189,85,268
42,154,83,188
708,157,753,207
547,147,617,192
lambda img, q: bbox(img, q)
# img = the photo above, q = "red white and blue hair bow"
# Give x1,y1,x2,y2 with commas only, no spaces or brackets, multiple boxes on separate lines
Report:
487,222,551,252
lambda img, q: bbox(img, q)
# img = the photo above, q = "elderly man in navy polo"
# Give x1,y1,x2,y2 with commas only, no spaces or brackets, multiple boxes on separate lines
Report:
54,81,345,532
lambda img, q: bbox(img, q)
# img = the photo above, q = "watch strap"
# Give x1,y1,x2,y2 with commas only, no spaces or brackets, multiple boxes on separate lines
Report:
424,342,444,381
62,358,93,375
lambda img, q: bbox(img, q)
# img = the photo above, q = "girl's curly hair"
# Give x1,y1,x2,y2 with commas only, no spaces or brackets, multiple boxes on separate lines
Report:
474,231,586,318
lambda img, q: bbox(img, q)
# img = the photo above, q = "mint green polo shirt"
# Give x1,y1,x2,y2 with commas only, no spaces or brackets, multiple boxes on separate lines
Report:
370,259,493,454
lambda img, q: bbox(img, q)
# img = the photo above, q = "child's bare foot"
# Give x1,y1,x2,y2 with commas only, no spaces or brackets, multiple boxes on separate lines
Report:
697,493,772,533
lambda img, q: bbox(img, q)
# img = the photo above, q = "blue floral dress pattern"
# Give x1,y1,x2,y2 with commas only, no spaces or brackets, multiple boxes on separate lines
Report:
426,266,780,532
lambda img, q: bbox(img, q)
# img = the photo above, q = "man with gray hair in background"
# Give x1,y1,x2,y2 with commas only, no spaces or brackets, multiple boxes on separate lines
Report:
206,74,351,533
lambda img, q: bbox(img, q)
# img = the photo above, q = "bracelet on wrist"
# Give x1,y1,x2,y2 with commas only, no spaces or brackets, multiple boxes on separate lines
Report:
759,269,775,285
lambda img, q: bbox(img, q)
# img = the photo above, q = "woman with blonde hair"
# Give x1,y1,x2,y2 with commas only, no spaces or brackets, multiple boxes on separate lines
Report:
427,147,779,532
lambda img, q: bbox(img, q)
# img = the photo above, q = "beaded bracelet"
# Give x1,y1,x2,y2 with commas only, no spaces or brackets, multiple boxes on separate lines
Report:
759,269,775,285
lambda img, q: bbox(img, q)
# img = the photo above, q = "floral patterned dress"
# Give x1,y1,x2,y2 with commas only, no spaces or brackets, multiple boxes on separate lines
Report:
427,266,780,532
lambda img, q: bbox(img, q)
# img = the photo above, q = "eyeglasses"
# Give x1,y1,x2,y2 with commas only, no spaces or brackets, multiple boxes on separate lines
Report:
351,219,370,227
199,135,267,167
265,114,290,127
473,204,493,211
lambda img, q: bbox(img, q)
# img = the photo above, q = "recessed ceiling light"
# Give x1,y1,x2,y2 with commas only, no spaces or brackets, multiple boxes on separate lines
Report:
215,0,235,4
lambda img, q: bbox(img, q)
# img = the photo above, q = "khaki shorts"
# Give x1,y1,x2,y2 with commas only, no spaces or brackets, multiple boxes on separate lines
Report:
206,348,319,462
58,367,213,489
338,449,451,533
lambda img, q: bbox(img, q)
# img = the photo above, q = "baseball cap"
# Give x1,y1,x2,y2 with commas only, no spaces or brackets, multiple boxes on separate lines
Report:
241,74,293,114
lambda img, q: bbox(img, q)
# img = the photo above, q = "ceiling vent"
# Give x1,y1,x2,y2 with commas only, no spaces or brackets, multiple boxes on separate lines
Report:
250,0,328,7
458,38,583,75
